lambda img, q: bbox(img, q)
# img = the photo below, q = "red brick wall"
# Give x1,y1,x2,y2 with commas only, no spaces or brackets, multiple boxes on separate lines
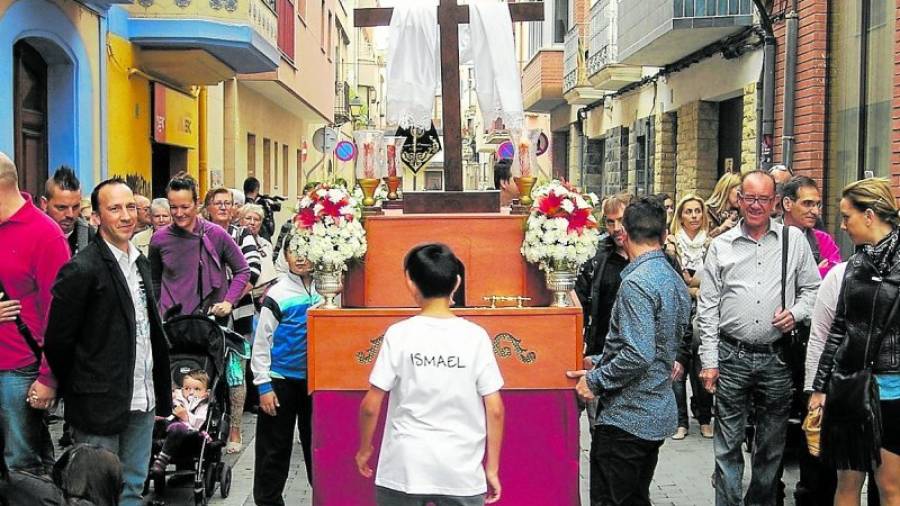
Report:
893,0,900,195
772,0,828,183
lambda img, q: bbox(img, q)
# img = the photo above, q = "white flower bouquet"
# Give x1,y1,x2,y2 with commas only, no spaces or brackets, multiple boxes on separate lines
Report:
289,183,368,271
520,180,601,271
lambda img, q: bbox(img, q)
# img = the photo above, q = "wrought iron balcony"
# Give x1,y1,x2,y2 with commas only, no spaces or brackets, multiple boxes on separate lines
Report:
334,81,351,126
563,24,604,106
586,0,642,91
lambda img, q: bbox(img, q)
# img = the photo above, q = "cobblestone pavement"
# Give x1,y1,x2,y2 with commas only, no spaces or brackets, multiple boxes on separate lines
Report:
50,409,804,505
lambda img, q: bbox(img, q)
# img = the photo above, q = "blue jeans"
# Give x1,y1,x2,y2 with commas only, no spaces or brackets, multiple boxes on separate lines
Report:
72,410,155,506
713,339,792,506
0,363,52,474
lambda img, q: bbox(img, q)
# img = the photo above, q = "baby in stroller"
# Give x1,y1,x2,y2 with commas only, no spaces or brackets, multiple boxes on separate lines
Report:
150,370,210,477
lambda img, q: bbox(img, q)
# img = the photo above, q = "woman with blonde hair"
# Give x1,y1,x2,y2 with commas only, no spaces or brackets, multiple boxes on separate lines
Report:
810,178,900,505
665,194,714,439
706,172,742,238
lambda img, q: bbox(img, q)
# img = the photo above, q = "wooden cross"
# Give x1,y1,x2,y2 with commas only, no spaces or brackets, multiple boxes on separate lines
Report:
355,0,544,193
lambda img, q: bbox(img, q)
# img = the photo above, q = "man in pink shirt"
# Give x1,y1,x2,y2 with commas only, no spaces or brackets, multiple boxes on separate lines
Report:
0,152,70,473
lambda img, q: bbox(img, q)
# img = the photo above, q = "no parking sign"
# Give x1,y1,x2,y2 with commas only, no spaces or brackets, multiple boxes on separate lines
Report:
335,141,356,161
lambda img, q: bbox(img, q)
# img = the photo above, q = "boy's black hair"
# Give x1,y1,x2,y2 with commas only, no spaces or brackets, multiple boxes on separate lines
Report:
90,177,128,213
404,243,461,299
167,171,199,202
45,165,81,198
623,196,667,245
493,159,512,190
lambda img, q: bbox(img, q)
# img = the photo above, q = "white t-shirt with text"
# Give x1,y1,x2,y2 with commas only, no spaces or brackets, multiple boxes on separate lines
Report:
369,315,504,496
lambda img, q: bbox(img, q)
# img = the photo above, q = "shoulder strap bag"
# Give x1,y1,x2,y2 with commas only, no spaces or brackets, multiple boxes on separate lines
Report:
820,272,900,470
0,279,42,362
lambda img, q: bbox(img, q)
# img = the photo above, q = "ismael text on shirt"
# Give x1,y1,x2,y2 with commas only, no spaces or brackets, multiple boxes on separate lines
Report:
410,353,467,369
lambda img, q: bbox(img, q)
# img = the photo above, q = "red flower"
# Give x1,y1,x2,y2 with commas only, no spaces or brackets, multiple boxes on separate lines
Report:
538,191,565,217
296,207,317,229
567,207,596,234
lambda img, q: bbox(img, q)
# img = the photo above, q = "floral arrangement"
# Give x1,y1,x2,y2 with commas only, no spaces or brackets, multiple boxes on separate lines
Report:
521,180,601,270
289,183,368,270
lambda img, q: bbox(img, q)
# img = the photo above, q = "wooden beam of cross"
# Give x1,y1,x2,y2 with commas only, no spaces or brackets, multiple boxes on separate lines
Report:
355,1,544,192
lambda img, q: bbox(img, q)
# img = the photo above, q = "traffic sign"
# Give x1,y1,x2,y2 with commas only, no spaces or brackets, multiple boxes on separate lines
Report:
497,141,514,160
334,140,357,162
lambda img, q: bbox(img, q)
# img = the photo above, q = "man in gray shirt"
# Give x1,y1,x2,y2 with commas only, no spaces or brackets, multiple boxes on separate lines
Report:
698,170,820,506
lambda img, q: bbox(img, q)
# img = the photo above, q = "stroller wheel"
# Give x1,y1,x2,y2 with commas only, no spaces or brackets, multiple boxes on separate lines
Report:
220,463,233,498
203,465,217,498
193,488,207,506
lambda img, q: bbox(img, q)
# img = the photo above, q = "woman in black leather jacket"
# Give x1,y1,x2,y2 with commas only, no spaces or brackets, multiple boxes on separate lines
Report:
810,178,900,505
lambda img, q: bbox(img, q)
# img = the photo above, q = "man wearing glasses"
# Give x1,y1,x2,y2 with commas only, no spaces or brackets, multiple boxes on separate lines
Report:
697,171,820,506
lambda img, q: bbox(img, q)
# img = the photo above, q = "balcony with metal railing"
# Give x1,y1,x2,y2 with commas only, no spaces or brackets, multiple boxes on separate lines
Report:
617,0,754,66
562,24,604,106
333,81,351,126
125,0,280,86
586,0,642,91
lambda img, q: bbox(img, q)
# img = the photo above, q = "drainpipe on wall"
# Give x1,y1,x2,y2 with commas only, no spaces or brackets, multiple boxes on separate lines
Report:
198,86,208,198
781,0,799,169
753,0,775,171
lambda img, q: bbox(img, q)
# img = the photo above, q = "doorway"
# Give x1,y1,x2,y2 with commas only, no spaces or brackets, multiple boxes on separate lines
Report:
151,143,188,198
13,40,48,201
717,96,744,176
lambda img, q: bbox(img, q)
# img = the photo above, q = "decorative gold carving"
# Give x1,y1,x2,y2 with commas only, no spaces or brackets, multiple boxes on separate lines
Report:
492,333,536,364
482,295,531,309
355,335,384,364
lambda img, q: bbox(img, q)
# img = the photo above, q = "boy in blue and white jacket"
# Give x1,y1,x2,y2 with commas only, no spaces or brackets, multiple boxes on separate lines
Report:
251,243,321,504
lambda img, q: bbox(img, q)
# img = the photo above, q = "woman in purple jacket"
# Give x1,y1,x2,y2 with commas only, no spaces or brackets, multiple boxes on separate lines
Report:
148,173,250,321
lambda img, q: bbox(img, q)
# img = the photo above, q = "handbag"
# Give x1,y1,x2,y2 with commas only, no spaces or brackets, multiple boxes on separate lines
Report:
802,406,822,457
821,276,900,468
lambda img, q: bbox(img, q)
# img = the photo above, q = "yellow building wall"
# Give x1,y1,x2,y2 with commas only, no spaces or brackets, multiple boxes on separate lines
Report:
107,33,200,196
233,83,309,207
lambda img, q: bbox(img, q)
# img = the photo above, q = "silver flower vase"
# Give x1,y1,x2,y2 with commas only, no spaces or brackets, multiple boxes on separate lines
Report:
313,266,344,309
545,260,577,307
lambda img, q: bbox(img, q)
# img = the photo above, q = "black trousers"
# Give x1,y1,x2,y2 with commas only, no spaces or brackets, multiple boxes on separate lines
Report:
253,378,313,506
590,424,663,506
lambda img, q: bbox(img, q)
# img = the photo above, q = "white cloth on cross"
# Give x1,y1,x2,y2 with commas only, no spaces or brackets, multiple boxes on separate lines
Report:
386,2,440,131
465,0,524,130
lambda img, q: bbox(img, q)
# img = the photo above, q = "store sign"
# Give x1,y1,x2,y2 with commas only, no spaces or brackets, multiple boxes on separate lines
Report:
153,83,198,149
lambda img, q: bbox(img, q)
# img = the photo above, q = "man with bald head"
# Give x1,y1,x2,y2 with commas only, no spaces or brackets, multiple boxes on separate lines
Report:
769,164,792,219
41,166,95,256
0,152,70,474
697,170,820,505
134,195,152,234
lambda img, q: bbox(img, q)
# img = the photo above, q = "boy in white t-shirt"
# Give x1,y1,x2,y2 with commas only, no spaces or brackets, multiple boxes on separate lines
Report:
355,243,505,505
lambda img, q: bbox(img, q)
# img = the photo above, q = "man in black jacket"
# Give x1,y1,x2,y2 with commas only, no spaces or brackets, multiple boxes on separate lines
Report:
44,178,171,506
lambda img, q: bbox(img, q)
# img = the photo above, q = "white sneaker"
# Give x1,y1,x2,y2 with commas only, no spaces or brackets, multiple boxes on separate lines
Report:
671,426,688,440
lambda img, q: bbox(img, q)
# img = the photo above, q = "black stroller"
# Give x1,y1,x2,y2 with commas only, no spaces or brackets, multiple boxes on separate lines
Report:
147,315,246,506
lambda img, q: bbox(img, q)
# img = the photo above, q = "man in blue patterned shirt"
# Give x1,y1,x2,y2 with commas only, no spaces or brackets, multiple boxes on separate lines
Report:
569,196,692,505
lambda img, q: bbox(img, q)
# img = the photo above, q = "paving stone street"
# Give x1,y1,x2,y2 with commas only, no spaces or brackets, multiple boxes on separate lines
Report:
48,399,808,506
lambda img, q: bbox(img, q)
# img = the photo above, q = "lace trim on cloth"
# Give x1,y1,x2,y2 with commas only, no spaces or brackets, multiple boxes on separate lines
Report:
386,3,439,132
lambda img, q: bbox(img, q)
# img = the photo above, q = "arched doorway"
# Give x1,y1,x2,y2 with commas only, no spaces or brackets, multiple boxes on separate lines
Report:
13,40,48,200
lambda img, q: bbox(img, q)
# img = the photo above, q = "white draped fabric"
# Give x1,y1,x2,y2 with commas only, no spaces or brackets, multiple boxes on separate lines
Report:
385,0,523,131
385,2,440,131
466,1,524,130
